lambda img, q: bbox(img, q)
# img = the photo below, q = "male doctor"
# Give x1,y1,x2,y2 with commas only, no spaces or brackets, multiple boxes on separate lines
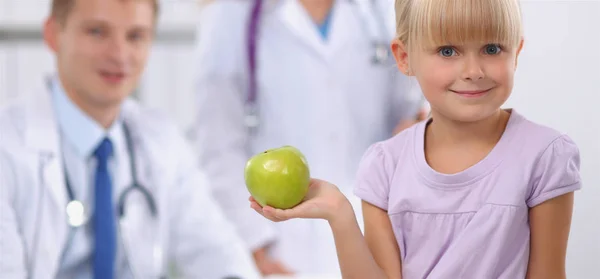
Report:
0,0,260,278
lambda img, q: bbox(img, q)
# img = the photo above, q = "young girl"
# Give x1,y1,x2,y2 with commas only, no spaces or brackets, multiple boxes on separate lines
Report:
250,0,582,278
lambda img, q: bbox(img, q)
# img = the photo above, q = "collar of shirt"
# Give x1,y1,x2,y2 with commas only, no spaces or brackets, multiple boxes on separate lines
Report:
50,76,126,159
50,76,133,278
316,6,334,39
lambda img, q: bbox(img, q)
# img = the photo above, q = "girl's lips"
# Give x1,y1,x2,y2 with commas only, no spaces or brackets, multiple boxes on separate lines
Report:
451,88,493,97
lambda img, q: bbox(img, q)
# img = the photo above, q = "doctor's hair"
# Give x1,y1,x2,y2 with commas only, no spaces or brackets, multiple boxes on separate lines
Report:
50,0,160,25
394,0,523,66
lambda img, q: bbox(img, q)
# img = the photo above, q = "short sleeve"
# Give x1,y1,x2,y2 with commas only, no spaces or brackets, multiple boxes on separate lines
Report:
353,143,395,210
527,135,582,207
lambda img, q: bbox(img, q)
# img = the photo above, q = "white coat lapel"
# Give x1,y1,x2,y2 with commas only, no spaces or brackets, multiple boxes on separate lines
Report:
276,0,328,60
326,1,358,58
275,0,356,61
24,79,69,277
118,101,168,277
25,80,68,210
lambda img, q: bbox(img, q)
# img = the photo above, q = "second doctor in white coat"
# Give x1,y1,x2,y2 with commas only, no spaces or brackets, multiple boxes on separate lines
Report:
192,0,425,276
0,0,260,278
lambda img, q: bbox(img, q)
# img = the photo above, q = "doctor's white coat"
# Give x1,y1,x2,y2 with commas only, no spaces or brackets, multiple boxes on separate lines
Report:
0,81,261,279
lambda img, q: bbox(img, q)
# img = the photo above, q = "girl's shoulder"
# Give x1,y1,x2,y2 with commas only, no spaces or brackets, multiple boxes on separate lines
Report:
361,117,429,175
381,118,426,155
506,109,579,160
501,109,581,207
352,121,424,210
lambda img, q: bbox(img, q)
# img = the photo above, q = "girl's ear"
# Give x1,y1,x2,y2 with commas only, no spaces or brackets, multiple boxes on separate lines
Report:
391,39,411,76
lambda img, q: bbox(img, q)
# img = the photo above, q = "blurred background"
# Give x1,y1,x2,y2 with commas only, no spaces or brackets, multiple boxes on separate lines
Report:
0,0,200,132
0,0,598,278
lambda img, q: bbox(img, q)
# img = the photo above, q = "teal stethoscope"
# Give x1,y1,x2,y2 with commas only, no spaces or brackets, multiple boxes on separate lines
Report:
244,0,392,132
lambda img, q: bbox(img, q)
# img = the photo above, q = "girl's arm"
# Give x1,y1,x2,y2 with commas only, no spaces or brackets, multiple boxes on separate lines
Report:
327,200,391,279
250,179,401,279
360,201,403,278
526,192,575,279
250,179,402,279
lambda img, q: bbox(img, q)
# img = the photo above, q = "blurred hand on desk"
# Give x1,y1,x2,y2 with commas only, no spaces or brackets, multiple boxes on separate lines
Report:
393,108,429,135
253,246,293,276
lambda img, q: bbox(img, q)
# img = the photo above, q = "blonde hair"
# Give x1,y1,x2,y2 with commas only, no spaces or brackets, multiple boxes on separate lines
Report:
395,0,523,55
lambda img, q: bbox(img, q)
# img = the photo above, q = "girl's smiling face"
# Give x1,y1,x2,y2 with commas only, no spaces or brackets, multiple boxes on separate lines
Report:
392,0,524,122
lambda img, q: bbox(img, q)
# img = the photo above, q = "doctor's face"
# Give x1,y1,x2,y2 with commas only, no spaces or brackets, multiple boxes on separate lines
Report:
45,0,155,109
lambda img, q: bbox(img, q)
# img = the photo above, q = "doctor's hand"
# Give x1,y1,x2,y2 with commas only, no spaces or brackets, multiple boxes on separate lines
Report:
393,108,429,135
252,246,294,276
249,179,353,224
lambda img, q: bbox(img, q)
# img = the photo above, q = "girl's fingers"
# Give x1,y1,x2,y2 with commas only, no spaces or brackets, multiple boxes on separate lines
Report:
250,201,262,212
261,206,278,218
250,202,285,222
263,206,289,221
249,197,307,222
272,208,290,220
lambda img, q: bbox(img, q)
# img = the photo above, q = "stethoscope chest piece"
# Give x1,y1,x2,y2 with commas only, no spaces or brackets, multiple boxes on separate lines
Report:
66,200,88,228
372,42,391,64
244,103,260,132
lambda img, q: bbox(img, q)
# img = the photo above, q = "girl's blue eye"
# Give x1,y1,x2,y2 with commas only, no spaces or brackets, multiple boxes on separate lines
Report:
439,47,456,57
485,44,502,55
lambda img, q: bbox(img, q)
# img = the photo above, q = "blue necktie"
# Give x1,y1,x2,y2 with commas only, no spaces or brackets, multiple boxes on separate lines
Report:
93,138,116,279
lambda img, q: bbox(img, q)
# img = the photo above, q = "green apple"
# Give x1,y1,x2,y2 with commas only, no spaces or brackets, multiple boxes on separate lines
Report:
244,145,310,209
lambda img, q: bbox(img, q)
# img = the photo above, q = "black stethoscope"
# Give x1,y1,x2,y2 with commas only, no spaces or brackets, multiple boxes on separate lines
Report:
45,77,244,278
40,75,159,229
35,76,166,277
57,111,163,277
61,122,166,278
244,0,392,133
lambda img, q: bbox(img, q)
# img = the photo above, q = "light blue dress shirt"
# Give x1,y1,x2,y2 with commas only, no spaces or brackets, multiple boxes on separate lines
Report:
50,77,132,278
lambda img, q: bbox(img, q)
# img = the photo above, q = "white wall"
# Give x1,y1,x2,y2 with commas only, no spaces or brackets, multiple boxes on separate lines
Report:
505,2,600,278
1,0,599,278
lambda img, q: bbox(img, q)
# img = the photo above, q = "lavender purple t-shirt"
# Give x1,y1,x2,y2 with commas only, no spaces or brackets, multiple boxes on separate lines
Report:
353,110,582,279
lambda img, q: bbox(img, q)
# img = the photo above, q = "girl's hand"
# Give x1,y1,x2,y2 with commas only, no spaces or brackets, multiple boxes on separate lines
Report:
249,178,351,223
